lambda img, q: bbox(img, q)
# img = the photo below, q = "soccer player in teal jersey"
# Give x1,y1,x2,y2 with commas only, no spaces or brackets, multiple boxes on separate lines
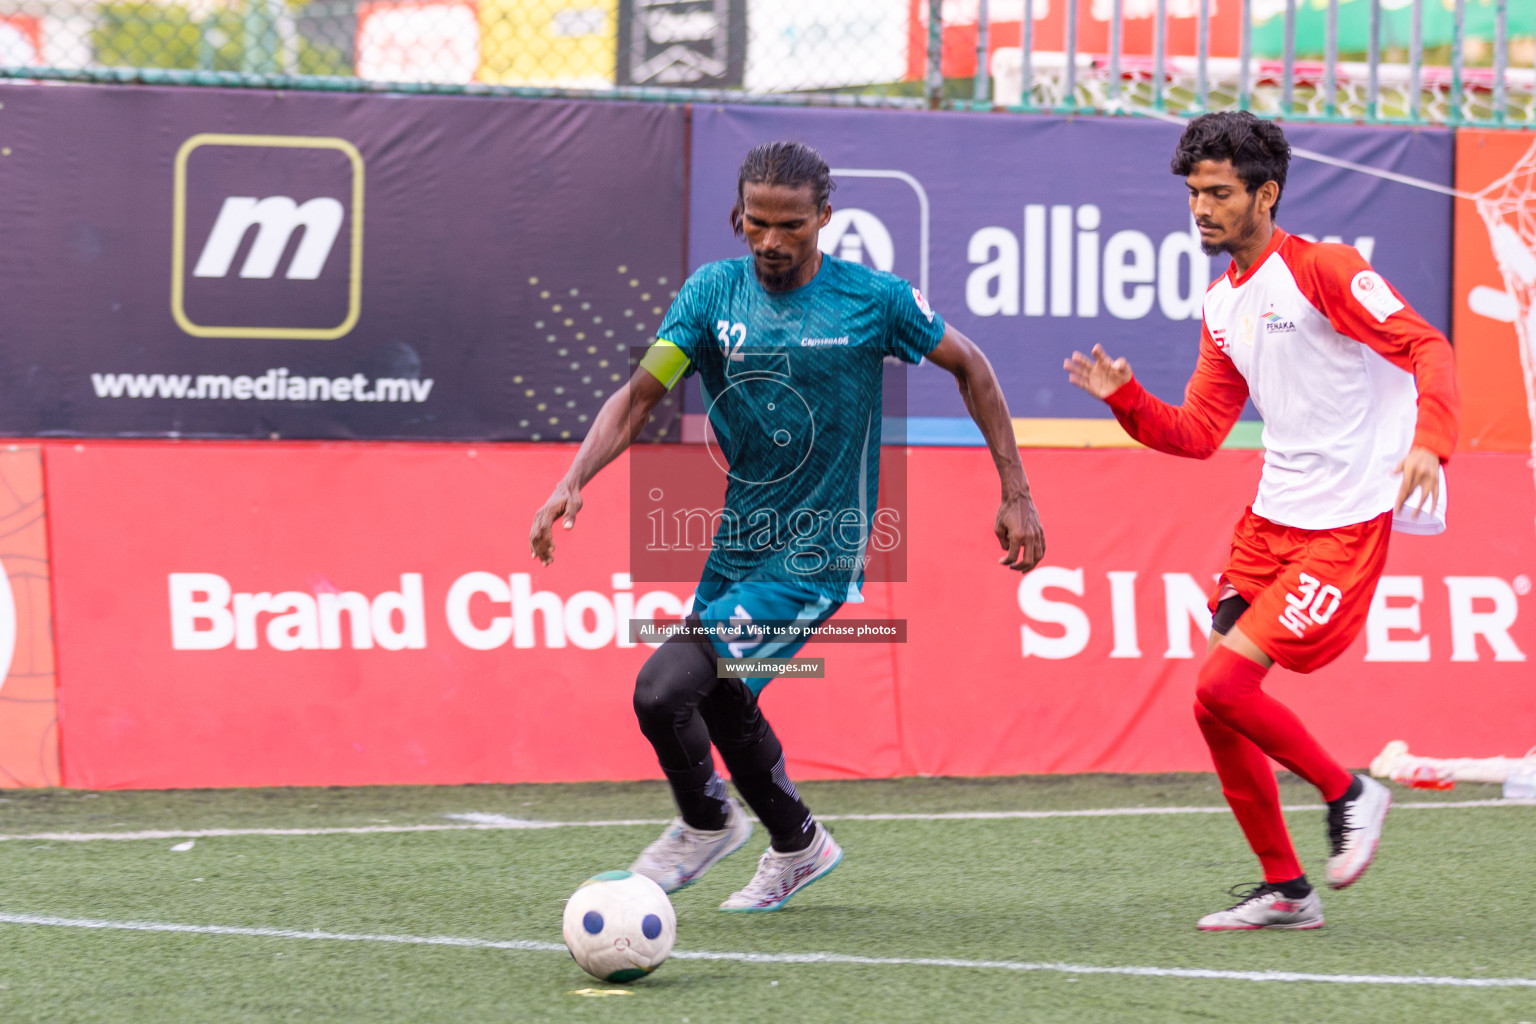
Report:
531,141,1045,911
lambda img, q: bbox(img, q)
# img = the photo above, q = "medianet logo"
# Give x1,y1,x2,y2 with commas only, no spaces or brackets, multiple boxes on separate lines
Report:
194,197,346,281
172,134,364,341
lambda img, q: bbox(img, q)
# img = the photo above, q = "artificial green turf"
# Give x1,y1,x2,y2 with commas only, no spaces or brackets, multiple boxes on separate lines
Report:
0,776,1531,1023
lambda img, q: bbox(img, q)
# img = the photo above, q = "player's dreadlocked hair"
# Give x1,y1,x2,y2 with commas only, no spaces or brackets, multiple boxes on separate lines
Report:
1171,111,1292,218
731,141,836,238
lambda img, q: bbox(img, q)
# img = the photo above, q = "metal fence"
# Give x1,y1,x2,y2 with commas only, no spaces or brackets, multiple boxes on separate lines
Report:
0,0,1530,125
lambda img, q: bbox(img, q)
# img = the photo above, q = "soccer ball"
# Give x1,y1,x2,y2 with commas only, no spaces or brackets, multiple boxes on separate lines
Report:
562,870,677,982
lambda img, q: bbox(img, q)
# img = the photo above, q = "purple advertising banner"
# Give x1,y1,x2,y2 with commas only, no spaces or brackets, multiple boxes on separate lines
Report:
688,107,1454,438
0,83,687,440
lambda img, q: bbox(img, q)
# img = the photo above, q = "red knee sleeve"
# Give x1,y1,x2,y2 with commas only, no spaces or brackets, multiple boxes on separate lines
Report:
1195,644,1270,715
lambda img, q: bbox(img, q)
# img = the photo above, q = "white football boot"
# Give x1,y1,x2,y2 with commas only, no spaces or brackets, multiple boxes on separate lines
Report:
719,822,842,912
1326,774,1392,889
629,797,752,893
1197,883,1324,931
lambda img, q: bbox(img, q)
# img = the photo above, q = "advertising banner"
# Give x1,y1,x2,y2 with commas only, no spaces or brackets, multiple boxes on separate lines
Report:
0,83,686,441
894,447,1534,777
1453,129,1536,456
687,107,1452,443
617,0,746,88
46,441,1531,789
908,0,1247,82
0,446,60,788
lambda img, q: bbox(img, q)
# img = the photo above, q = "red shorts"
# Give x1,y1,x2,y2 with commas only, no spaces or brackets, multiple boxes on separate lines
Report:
1210,507,1393,674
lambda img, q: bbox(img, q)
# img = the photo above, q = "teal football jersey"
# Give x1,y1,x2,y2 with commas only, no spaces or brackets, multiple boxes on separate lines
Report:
652,254,945,599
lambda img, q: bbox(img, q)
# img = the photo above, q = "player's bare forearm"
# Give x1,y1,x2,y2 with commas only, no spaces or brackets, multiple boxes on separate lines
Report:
927,328,1026,496
565,373,666,489
926,327,1045,572
529,367,668,565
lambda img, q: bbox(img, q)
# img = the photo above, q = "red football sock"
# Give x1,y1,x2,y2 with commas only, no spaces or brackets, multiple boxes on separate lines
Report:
1195,700,1303,882
1196,645,1352,801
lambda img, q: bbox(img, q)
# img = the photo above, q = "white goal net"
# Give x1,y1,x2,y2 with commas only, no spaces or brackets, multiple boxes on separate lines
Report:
1473,136,1536,529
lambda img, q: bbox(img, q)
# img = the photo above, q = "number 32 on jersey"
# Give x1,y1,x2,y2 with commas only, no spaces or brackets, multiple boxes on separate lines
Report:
717,321,747,361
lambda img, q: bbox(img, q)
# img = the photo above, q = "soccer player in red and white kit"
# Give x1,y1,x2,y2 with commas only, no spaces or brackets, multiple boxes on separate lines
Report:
1066,112,1459,930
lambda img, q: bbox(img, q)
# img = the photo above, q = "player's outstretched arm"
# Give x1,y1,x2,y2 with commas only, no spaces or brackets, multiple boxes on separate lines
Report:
1064,344,1132,399
529,366,669,566
1065,337,1247,459
925,326,1045,574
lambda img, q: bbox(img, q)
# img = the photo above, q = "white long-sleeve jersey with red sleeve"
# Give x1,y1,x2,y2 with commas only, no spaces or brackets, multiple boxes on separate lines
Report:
1104,228,1460,533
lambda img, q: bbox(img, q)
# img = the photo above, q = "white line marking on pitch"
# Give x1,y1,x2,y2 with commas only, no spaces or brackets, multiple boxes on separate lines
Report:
0,912,1531,990
0,819,666,843
820,799,1536,822
0,799,1528,844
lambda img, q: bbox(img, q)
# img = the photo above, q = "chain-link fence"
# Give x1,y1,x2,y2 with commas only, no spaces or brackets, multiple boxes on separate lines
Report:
0,1,924,98
0,0,1530,125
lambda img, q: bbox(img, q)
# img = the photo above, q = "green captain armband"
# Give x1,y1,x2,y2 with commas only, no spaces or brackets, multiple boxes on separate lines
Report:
640,338,691,390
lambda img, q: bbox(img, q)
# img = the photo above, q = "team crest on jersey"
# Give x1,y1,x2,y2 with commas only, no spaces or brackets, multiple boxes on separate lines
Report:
1238,315,1256,347
1262,309,1298,334
910,286,935,323
1350,270,1404,323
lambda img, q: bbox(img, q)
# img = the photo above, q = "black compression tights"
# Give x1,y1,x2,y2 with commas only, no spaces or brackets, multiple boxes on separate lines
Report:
632,622,814,851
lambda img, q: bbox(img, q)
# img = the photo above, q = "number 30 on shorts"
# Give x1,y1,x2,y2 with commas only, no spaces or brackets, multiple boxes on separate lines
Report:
1277,573,1343,638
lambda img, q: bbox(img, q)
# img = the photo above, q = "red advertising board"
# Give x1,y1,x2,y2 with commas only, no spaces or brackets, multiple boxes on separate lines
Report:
45,441,1535,789
1453,129,1536,455
0,445,61,787
893,446,1535,776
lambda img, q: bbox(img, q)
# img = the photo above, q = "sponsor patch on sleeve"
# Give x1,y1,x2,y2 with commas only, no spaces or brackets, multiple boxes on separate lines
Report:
1350,270,1404,323
911,286,936,323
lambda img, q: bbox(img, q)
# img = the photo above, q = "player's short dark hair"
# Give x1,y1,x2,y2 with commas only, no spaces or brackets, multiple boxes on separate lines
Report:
1170,111,1291,218
731,141,835,237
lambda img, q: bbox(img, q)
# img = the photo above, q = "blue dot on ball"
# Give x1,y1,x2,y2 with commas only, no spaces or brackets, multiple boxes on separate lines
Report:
641,914,663,939
582,911,604,935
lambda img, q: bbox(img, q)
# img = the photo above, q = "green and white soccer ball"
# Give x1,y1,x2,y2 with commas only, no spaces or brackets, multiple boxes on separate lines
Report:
562,870,677,983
